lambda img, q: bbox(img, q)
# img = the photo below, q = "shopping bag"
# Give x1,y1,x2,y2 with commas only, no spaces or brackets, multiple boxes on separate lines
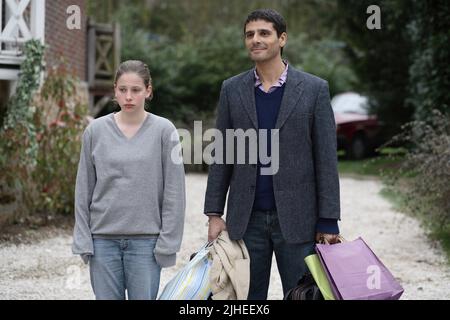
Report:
158,242,213,300
315,237,404,300
315,246,343,300
304,254,336,300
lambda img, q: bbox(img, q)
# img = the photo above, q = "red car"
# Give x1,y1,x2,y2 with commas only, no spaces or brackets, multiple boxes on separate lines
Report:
331,92,383,159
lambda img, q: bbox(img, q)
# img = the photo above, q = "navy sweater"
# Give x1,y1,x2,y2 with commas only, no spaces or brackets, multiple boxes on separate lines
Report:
253,85,284,211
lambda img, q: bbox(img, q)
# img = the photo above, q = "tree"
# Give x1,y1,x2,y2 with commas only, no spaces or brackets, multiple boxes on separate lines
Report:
89,0,357,125
336,0,414,136
407,0,450,122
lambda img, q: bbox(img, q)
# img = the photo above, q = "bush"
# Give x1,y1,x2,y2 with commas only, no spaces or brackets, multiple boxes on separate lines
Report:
116,4,357,128
383,109,450,228
285,35,357,97
32,63,90,215
122,26,251,127
0,53,90,224
0,40,45,219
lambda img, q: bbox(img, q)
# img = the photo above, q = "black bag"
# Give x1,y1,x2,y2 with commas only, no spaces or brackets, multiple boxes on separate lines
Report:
284,273,324,300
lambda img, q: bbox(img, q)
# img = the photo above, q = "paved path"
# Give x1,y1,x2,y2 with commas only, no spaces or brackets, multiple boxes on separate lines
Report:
0,173,448,299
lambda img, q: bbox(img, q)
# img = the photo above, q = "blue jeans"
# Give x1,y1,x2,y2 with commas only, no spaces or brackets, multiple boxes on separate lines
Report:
89,238,161,300
243,210,315,300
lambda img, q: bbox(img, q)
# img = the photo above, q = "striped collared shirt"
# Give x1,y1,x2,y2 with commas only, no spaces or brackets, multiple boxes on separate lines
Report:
254,61,289,93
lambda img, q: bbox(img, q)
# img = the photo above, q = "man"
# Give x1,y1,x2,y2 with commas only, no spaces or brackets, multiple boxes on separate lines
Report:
204,9,341,300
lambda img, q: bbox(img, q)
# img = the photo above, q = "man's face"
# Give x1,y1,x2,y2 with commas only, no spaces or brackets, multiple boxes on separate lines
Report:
244,19,287,63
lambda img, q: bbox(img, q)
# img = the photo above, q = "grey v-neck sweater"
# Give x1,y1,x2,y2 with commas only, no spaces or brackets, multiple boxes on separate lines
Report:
72,112,186,268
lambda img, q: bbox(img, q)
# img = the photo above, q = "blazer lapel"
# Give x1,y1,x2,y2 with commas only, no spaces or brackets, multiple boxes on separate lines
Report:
239,70,259,129
275,67,305,130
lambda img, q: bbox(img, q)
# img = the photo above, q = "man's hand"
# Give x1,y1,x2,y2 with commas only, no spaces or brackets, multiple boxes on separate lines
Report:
207,215,227,242
315,232,340,244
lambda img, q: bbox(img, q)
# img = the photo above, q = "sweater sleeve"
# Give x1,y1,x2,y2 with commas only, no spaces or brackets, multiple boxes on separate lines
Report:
316,218,340,234
72,127,96,257
154,123,186,268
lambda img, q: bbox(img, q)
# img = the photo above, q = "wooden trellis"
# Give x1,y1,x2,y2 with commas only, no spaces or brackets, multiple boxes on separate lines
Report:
0,0,45,74
87,19,120,116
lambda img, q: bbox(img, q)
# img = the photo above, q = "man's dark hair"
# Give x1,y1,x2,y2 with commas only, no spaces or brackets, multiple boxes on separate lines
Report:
244,9,287,55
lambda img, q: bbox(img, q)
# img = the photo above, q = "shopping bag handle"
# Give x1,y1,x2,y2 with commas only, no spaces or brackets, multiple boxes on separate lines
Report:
319,235,346,245
189,240,215,261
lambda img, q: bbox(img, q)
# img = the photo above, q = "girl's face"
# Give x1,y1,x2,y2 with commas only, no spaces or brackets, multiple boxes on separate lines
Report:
114,72,152,113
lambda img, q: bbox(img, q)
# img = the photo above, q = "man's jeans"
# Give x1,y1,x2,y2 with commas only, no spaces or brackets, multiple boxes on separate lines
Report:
243,210,315,300
89,238,161,300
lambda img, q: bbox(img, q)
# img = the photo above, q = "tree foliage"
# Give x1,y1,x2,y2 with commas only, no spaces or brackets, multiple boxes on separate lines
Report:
407,0,450,121
91,0,355,126
337,0,450,130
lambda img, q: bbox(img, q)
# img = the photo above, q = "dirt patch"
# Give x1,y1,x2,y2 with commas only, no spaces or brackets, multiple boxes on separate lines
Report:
0,213,74,245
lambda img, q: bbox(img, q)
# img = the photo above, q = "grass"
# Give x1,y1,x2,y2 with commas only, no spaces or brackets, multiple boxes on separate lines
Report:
430,225,450,264
379,186,409,210
380,186,450,264
338,155,403,178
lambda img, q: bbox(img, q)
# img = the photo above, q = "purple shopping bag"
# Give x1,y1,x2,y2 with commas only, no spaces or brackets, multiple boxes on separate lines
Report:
316,247,342,300
315,237,404,300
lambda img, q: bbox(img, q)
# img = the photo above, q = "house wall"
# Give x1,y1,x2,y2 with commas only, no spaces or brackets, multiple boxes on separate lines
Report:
45,0,87,81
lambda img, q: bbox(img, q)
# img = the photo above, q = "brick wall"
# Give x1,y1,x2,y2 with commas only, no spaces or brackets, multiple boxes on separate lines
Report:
45,0,87,81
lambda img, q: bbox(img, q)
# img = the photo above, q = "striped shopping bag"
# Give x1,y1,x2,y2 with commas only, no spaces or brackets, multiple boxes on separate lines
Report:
158,242,213,300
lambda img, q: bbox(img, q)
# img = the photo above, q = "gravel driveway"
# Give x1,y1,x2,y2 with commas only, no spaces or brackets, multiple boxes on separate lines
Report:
0,173,448,299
